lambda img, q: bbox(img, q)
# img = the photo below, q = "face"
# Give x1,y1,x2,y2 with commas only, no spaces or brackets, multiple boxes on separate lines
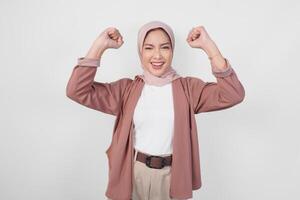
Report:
141,28,173,77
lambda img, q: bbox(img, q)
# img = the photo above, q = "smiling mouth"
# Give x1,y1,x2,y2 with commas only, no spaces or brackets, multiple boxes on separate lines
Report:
151,62,165,69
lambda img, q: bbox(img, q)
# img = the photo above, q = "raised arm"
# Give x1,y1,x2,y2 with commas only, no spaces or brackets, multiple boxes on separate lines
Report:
187,58,245,113
186,25,245,113
66,27,132,116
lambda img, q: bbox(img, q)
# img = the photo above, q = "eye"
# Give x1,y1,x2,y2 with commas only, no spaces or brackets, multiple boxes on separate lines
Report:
144,47,152,50
162,46,170,49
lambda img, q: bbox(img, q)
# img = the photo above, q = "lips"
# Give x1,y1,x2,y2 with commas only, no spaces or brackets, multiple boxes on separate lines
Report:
151,62,165,69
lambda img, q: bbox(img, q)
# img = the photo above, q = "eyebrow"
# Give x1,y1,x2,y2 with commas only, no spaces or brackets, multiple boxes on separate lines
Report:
143,42,171,46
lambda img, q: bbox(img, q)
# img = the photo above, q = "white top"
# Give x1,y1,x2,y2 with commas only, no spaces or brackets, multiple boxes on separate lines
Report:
133,83,174,156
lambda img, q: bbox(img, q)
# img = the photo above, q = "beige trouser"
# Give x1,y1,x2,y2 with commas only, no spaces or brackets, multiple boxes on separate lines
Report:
107,149,187,200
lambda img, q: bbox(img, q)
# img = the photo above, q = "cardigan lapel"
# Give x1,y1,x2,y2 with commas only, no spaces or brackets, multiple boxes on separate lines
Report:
105,76,145,200
169,78,193,198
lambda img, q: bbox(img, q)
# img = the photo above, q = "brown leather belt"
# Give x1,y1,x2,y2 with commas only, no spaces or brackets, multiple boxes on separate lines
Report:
134,149,172,169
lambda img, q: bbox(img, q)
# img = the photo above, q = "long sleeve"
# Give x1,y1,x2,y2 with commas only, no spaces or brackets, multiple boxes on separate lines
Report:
66,57,132,116
187,58,245,114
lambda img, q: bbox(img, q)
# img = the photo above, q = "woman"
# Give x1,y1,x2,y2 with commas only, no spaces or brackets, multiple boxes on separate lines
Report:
66,21,245,200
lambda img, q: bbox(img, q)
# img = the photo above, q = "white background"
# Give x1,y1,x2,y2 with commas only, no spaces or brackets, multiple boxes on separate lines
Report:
0,0,299,199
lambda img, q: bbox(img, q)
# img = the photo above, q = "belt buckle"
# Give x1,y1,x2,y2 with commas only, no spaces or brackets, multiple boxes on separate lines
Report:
145,155,166,169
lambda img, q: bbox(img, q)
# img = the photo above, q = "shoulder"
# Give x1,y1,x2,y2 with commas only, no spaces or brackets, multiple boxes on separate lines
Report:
106,77,133,87
177,76,206,89
118,77,134,84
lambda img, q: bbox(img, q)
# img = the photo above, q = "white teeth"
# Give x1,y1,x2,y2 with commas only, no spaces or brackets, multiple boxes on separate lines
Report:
151,62,164,66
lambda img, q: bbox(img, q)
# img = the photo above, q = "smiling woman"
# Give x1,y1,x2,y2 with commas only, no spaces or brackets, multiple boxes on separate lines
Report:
66,20,245,200
140,28,174,77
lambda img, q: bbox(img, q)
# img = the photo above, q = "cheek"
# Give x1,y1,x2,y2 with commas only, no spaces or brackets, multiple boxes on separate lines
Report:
141,51,150,59
163,52,173,63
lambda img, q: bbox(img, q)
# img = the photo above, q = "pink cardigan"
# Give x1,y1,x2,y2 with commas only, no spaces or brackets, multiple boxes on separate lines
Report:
66,58,245,200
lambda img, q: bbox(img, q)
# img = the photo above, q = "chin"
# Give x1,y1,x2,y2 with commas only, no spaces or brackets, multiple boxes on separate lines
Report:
147,65,168,77
150,69,167,77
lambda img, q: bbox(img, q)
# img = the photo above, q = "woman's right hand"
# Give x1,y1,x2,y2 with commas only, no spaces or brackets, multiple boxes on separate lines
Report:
94,27,124,50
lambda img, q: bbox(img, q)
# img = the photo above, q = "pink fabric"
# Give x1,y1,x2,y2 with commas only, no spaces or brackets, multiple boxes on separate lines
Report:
77,57,100,67
66,57,245,199
137,20,181,86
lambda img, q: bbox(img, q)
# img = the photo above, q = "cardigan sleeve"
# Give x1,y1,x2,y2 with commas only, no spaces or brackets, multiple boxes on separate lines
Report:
66,57,132,116
187,58,245,114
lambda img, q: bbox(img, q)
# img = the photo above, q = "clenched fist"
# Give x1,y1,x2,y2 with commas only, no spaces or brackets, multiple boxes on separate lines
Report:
186,26,215,51
95,27,124,50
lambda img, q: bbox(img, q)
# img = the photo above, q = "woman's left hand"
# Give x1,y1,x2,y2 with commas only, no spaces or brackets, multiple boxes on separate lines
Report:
186,26,216,51
187,26,228,70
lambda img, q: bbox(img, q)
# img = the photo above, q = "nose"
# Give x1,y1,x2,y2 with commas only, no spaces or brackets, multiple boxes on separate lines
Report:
153,49,163,59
